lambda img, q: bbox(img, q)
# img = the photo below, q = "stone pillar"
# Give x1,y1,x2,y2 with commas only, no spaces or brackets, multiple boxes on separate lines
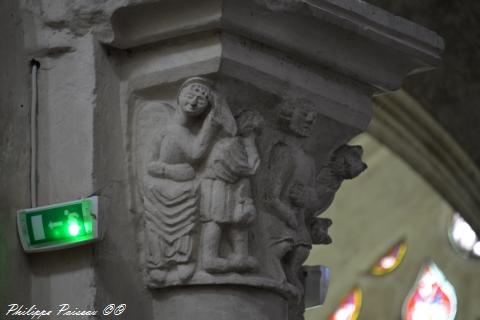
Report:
14,0,443,319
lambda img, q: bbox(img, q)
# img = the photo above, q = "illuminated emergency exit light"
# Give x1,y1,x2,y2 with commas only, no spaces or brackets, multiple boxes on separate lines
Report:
17,196,100,253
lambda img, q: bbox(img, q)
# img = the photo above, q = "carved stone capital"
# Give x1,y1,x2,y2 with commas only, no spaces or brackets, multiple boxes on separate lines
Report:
112,1,442,318
16,0,443,319
133,76,368,319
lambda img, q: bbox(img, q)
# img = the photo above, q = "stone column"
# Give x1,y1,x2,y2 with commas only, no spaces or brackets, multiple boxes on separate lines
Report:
16,0,443,319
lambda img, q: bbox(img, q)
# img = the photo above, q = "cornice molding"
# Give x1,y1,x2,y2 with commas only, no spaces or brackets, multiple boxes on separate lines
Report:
107,0,443,91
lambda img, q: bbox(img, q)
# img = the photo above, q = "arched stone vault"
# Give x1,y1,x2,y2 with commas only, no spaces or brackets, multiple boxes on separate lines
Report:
370,90,480,234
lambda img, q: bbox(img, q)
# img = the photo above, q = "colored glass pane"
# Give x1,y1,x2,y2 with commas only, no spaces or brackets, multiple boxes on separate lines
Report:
449,213,480,258
402,262,457,320
328,287,362,320
371,241,407,275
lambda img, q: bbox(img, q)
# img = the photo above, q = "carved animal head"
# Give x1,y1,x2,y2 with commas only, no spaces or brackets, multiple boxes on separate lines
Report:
330,145,367,179
278,98,317,137
309,218,332,245
177,77,214,117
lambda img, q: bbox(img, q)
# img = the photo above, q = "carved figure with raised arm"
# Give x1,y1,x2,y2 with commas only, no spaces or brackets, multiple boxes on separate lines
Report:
200,108,264,273
143,77,222,286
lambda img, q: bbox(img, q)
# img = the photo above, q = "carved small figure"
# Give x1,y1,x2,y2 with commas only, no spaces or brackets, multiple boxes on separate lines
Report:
143,77,221,286
305,144,367,244
263,98,319,294
308,217,332,245
313,144,368,217
200,109,264,273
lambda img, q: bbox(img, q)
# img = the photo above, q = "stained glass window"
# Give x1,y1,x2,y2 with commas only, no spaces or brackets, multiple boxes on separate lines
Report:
328,287,362,320
449,212,480,258
370,241,407,275
402,262,457,320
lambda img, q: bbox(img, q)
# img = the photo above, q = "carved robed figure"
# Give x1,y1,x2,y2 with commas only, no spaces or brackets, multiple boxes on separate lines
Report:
143,77,221,285
142,77,264,286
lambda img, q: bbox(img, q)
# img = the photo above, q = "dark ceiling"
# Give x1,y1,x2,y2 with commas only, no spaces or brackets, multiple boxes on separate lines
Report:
366,0,480,167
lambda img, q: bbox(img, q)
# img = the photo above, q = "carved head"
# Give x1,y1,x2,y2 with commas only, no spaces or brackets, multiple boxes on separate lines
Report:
331,145,367,179
278,98,317,137
177,77,214,117
309,217,332,245
235,109,265,136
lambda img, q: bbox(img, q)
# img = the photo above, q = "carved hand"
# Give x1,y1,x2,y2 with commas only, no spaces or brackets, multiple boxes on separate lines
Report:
233,198,257,225
210,94,237,135
236,110,265,137
217,140,252,178
208,107,224,129
289,182,308,208
171,163,196,181
267,197,298,229
286,211,298,229
229,141,249,167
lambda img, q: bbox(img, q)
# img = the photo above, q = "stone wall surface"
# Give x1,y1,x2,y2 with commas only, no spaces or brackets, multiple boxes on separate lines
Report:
0,0,32,308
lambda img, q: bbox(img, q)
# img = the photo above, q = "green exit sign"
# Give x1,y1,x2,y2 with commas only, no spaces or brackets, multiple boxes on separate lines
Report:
17,197,100,252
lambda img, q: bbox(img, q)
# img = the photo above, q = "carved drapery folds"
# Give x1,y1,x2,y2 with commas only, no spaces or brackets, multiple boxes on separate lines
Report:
135,76,366,319
139,78,265,285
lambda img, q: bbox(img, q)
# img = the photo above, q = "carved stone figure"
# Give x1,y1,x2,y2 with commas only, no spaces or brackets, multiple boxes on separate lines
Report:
309,145,367,244
139,76,365,318
262,98,320,294
200,108,264,273
261,98,367,320
142,76,266,287
143,77,222,286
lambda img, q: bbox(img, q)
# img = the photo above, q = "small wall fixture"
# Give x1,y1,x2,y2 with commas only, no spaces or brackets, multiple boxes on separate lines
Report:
17,196,101,253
